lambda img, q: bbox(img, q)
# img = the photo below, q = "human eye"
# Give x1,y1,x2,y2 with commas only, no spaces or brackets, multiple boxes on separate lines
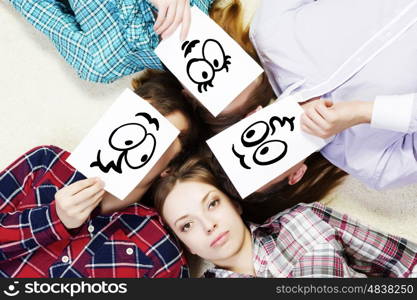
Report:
180,222,193,233
208,198,219,209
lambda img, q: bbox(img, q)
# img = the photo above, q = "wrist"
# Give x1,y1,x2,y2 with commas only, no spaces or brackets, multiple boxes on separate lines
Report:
355,101,373,124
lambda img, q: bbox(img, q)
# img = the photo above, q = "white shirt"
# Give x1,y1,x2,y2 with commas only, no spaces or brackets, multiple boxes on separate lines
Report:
250,0,417,189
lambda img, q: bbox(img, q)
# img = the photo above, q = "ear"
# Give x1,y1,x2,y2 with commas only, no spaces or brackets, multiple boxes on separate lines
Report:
160,167,171,178
287,164,307,185
245,105,263,118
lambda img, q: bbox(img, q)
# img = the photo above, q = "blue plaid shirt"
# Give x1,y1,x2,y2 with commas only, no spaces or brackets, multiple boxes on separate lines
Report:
9,0,214,83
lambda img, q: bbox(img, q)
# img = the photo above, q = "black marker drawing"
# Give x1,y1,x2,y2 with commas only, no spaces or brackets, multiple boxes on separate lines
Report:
90,112,159,174
181,39,231,93
232,116,295,170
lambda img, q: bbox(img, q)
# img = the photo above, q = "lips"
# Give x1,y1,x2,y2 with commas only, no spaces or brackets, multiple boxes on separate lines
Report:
210,231,229,248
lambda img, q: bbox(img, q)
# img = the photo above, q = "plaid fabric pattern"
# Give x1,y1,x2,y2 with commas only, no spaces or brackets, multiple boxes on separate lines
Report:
0,146,189,278
8,0,214,83
205,203,417,278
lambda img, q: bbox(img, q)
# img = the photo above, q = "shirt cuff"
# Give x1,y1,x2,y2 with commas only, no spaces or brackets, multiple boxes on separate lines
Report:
409,263,417,278
29,202,72,248
371,94,415,132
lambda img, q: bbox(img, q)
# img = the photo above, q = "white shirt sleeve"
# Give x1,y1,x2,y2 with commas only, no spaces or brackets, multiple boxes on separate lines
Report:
371,93,417,133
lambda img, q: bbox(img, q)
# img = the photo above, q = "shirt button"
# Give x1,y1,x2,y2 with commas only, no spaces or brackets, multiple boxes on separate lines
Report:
61,256,70,263
88,225,95,233
126,248,134,255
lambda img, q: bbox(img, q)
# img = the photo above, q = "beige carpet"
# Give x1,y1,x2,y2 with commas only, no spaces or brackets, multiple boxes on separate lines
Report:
2,0,417,277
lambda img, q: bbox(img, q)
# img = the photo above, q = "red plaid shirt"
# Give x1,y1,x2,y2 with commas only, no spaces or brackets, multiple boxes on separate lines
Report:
0,146,189,278
205,203,417,278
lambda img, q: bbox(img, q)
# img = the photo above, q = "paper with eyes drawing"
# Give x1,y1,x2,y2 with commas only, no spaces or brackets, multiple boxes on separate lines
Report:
67,89,179,200
155,6,263,117
207,99,327,198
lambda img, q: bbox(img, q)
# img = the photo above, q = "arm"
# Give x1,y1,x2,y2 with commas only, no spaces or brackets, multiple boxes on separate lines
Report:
8,0,95,80
371,93,417,133
0,146,105,262
310,203,417,277
8,0,163,82
0,146,73,261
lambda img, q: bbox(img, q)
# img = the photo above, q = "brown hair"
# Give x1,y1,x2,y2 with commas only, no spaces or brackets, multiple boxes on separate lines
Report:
207,1,347,220
131,69,203,160
240,153,348,223
149,1,346,221
153,148,347,224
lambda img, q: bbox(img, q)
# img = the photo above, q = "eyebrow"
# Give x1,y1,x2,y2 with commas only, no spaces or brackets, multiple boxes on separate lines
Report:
174,190,214,227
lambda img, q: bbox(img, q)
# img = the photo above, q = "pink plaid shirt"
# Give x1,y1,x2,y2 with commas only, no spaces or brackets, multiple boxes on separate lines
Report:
204,203,417,278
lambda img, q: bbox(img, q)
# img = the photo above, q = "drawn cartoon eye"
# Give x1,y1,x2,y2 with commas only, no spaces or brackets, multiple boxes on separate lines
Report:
186,58,215,84
253,140,287,166
124,134,156,169
109,123,146,151
241,121,270,147
202,39,230,71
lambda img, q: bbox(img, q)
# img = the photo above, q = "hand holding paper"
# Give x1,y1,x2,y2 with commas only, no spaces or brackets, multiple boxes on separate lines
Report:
155,6,263,117
207,99,328,198
67,89,179,200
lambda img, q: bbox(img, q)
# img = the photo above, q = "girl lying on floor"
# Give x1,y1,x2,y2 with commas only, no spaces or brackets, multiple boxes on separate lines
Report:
152,155,417,278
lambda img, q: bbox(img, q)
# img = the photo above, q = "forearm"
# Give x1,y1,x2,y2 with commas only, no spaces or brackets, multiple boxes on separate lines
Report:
349,100,374,125
8,0,78,34
0,146,74,261
311,204,417,277
0,203,71,261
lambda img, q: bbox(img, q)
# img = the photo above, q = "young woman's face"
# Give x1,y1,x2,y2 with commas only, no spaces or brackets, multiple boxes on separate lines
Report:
162,181,248,264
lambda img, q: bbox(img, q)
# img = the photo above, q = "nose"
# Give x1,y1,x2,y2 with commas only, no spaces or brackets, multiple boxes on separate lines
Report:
203,219,217,234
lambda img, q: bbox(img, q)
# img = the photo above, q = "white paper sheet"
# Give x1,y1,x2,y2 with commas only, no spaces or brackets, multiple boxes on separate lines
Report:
207,99,327,198
155,6,263,117
67,89,179,200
